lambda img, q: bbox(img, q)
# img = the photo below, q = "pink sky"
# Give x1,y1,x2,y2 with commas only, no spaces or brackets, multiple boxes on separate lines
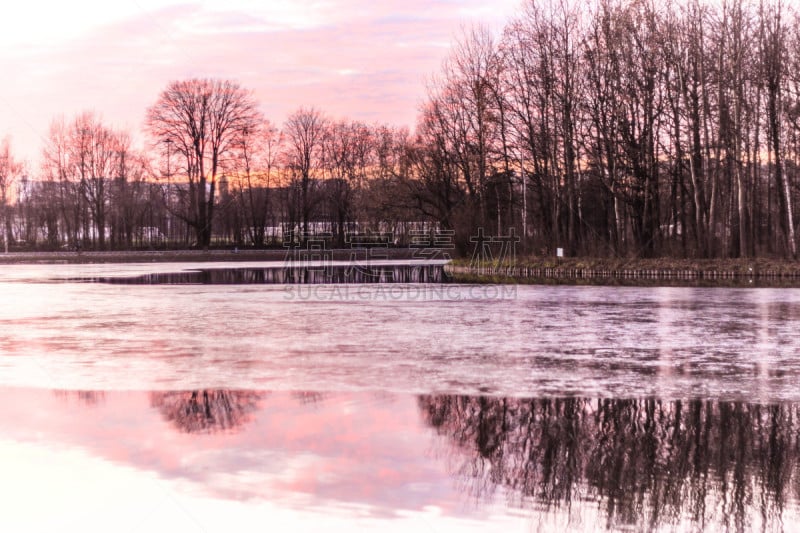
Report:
0,0,520,166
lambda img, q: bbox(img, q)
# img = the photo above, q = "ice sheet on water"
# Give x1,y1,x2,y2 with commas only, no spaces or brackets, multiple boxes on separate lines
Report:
0,263,798,402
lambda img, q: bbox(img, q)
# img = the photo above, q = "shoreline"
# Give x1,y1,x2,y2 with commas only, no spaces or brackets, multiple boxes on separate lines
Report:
446,259,800,288
3,250,800,287
447,270,798,288
0,248,421,265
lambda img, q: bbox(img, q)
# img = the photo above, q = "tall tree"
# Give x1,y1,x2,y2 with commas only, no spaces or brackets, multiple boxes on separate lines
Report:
109,134,148,249
41,112,128,250
440,27,501,223
322,120,374,246
759,0,796,257
0,138,21,253
71,112,118,250
146,79,261,248
283,108,328,241
229,119,281,246
503,0,586,254
583,0,665,257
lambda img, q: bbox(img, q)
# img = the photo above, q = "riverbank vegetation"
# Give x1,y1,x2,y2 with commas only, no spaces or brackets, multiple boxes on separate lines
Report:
449,255,800,286
454,256,800,274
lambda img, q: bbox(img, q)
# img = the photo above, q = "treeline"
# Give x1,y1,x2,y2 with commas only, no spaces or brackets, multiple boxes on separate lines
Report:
4,0,800,258
2,106,419,251
417,0,800,258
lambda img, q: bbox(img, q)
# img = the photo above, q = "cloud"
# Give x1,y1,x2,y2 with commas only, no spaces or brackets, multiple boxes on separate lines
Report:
0,0,521,163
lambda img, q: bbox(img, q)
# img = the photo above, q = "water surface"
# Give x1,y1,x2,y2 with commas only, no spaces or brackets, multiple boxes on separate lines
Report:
1,262,799,531
2,388,798,532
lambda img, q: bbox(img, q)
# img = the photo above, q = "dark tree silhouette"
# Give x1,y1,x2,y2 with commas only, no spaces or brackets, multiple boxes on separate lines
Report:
282,108,328,243
146,79,261,248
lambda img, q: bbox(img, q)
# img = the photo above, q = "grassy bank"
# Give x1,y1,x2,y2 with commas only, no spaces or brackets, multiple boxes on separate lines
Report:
448,256,800,287
451,256,800,273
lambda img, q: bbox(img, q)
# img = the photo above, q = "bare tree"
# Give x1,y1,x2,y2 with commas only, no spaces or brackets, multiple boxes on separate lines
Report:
109,133,149,248
70,112,118,250
0,138,21,253
503,0,586,254
759,0,796,257
229,119,282,246
41,113,127,250
363,125,415,236
42,117,78,248
433,27,504,232
322,120,374,246
582,0,666,257
283,107,328,241
146,79,261,248
404,101,468,235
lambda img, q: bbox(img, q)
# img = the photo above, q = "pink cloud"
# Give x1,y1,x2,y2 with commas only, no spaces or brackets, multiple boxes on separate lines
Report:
0,0,521,164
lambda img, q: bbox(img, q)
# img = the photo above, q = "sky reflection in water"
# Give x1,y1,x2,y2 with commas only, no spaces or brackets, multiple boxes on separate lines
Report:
0,388,798,532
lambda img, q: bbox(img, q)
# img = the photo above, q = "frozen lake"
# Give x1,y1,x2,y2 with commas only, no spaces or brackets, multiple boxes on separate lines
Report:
1,261,800,531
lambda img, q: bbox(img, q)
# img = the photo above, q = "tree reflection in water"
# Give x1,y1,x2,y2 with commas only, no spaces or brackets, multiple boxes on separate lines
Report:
150,390,265,434
418,396,800,531
80,264,448,285
291,391,330,405
52,390,106,405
